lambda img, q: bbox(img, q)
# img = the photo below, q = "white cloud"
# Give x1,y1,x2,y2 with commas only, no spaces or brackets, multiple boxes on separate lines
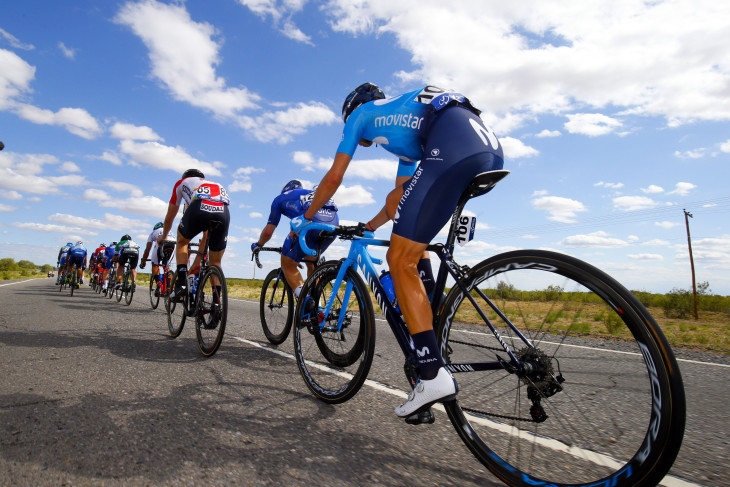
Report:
83,189,110,201
47,212,148,231
110,122,162,141
628,253,664,261
119,139,223,177
5,190,22,200
532,195,587,223
238,102,338,143
116,1,261,119
233,166,265,177
594,181,624,189
613,195,658,211
0,28,35,50
333,184,376,207
60,162,81,173
500,136,539,158
535,129,560,138
654,221,679,229
230,180,253,192
721,139,730,153
0,152,88,193
347,158,398,180
237,0,313,45
560,231,628,248
58,42,76,60
249,211,263,218
641,184,664,194
13,104,102,139
643,239,670,246
564,113,622,136
667,182,697,196
0,203,15,212
326,1,730,129
674,148,706,159
13,222,99,236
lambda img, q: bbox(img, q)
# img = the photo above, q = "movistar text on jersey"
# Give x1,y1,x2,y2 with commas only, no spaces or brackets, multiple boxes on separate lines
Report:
374,113,424,130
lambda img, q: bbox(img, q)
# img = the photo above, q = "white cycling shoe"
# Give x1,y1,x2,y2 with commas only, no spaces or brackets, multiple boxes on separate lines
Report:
395,367,458,418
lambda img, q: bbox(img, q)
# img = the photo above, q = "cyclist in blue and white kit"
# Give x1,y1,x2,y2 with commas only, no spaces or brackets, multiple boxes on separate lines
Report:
56,242,73,284
65,241,88,288
252,180,339,300
294,83,504,419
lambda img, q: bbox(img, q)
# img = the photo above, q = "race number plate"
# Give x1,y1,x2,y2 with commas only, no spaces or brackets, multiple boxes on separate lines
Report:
455,215,476,246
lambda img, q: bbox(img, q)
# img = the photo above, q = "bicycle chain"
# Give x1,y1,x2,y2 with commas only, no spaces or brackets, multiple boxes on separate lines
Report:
447,339,538,423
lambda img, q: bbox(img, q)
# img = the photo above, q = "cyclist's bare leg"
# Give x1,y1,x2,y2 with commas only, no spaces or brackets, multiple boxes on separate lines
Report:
281,255,303,290
208,249,225,287
387,234,430,334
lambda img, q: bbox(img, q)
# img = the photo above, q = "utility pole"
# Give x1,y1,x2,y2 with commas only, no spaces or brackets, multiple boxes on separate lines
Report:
683,209,698,320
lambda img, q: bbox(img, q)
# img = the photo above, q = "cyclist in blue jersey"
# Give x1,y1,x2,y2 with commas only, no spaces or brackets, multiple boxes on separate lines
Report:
252,180,339,300
65,241,88,288
293,83,504,419
56,242,73,284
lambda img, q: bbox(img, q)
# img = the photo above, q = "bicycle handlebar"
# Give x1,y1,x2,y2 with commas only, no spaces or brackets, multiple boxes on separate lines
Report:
251,246,283,269
297,222,370,257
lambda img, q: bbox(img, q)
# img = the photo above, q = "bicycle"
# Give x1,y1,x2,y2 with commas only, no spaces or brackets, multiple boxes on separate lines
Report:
165,225,228,357
105,263,118,299
148,240,175,310
292,169,686,487
113,259,135,305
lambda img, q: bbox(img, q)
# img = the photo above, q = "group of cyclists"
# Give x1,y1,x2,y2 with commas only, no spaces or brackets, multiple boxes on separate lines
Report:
51,82,505,421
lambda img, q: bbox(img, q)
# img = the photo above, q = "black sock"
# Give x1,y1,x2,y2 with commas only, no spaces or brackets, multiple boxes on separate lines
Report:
176,265,187,286
417,258,435,298
411,330,444,380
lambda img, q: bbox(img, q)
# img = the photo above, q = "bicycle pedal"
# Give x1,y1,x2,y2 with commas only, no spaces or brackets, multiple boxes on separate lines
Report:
404,408,435,425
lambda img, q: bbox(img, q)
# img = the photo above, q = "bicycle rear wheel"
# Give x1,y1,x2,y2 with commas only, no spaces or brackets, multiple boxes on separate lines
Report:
123,271,134,305
166,272,186,337
149,274,160,309
70,268,77,296
293,261,375,404
195,265,227,357
259,269,293,344
435,250,686,487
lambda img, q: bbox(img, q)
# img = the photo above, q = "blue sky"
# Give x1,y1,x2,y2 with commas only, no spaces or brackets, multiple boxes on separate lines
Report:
1,0,729,294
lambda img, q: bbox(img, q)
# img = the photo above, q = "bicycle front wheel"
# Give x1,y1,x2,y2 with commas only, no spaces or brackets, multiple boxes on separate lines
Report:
259,269,293,344
70,268,77,296
293,261,375,404
166,272,186,337
149,274,160,309
195,265,227,357
435,250,685,487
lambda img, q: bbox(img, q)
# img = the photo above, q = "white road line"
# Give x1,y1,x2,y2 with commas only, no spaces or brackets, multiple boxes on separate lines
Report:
229,333,701,487
0,279,37,287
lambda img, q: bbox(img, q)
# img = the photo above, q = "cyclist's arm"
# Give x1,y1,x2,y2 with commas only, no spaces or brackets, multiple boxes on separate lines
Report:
303,152,351,220
141,241,153,262
256,224,276,247
366,174,413,231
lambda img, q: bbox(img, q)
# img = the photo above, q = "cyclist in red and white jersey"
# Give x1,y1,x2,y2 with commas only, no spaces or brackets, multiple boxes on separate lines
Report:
158,169,230,298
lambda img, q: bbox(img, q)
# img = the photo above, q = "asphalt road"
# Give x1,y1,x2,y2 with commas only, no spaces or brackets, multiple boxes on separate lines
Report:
1,278,728,486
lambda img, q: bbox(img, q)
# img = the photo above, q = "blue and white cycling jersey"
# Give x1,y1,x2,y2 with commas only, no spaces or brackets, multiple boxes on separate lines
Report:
267,188,337,227
69,243,87,258
337,85,477,177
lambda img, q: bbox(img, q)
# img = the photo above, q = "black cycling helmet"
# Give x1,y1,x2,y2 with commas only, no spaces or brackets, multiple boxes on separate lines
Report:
342,82,385,122
121,234,131,241
99,243,105,247
182,168,204,179
154,222,163,230
281,180,302,193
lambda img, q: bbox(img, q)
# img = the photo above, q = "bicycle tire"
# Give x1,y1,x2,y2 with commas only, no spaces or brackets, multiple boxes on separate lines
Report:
293,261,375,404
115,272,123,302
149,273,160,309
195,265,227,357
70,267,77,296
166,272,186,337
259,269,294,344
124,270,134,305
106,274,115,299
435,249,686,487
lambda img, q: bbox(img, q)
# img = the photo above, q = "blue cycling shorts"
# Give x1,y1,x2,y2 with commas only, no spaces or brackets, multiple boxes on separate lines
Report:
68,254,85,268
105,256,114,269
282,210,339,262
392,106,504,244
